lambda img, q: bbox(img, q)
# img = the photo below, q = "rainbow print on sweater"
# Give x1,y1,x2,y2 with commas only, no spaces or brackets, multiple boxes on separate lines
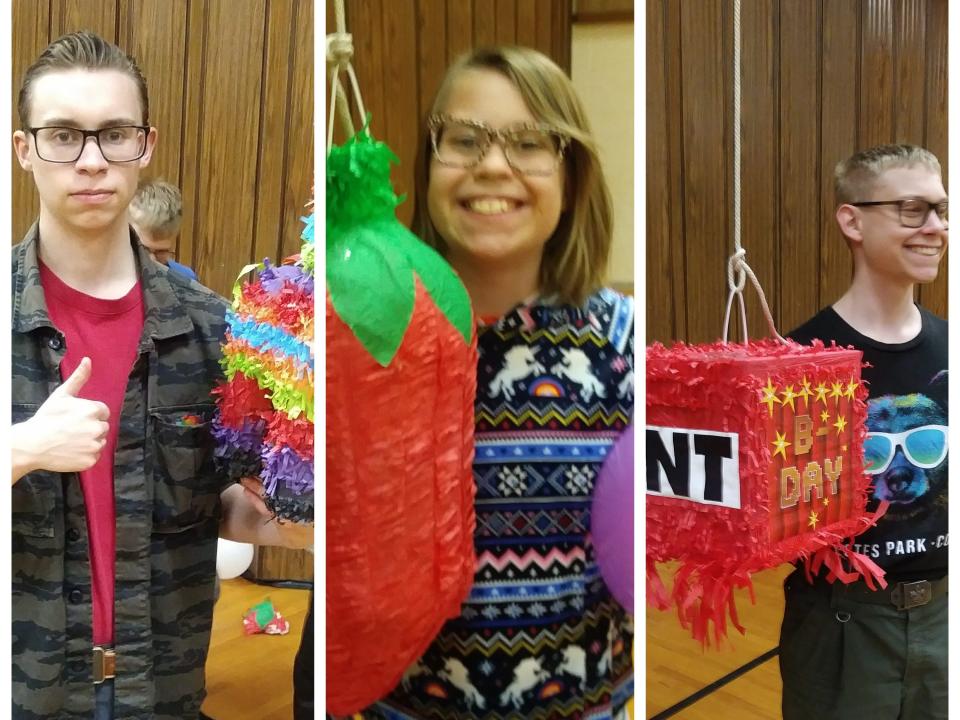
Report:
212,206,315,523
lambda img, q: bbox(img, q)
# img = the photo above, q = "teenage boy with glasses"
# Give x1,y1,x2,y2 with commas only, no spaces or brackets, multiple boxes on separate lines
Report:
783,144,948,720
10,31,310,720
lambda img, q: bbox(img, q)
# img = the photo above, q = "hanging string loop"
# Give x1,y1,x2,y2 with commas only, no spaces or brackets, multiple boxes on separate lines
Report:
327,0,368,151
722,0,788,346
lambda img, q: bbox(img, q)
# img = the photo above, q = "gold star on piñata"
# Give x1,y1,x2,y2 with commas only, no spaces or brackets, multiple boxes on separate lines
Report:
798,376,813,407
814,382,829,405
833,414,847,435
780,384,798,412
808,511,820,528
820,410,831,423
760,378,781,416
822,497,830,507
845,378,859,399
830,381,844,401
772,430,791,460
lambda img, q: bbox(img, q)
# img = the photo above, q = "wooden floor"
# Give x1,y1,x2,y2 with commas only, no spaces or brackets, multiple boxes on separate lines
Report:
645,564,793,719
201,565,782,720
201,578,312,720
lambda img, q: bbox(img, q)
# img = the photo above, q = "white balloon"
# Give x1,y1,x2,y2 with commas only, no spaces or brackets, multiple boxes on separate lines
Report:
216,538,255,580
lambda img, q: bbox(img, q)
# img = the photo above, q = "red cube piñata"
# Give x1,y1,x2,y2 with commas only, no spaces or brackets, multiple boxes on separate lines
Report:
647,339,887,644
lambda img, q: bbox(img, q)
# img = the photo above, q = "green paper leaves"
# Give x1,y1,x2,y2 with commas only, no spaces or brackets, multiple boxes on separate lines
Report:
402,240,473,348
326,221,415,366
326,124,473,367
326,124,401,228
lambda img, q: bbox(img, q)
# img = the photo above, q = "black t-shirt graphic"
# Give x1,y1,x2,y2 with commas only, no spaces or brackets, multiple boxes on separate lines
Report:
789,305,948,580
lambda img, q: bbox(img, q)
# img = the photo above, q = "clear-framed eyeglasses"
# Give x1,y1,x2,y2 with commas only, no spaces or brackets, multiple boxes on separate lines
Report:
428,115,569,177
851,198,948,228
26,125,149,163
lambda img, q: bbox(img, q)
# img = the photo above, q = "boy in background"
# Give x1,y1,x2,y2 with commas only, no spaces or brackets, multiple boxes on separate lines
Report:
129,177,198,280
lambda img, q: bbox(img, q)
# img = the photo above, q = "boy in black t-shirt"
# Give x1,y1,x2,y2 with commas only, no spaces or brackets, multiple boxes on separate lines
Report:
782,145,948,720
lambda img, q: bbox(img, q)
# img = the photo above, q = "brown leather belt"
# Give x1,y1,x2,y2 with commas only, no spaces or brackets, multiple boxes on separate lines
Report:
93,646,116,684
832,576,948,610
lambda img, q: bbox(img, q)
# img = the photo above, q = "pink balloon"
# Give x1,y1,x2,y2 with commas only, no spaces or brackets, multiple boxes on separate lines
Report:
592,425,634,612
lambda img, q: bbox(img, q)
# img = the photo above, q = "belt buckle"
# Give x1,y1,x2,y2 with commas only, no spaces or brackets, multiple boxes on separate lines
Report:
92,646,116,685
893,580,932,610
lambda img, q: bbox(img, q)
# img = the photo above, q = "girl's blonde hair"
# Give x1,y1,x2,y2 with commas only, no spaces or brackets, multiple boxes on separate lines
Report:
412,46,613,306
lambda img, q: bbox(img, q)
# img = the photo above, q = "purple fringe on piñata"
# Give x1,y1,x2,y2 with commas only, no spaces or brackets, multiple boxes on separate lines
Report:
212,417,267,478
260,444,314,522
261,445,314,495
212,417,268,453
260,261,314,296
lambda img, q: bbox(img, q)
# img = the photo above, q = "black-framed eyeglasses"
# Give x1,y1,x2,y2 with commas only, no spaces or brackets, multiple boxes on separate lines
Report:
428,115,569,177
26,125,149,163
851,198,948,228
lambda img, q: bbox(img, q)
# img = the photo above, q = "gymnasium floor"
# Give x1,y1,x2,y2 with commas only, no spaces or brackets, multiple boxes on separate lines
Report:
646,564,792,719
203,570,786,720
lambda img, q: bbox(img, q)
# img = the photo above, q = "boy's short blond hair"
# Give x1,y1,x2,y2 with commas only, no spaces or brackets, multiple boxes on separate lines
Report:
835,144,942,206
130,179,182,235
412,46,613,307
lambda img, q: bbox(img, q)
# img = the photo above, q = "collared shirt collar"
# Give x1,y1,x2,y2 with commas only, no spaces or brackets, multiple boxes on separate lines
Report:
12,222,195,342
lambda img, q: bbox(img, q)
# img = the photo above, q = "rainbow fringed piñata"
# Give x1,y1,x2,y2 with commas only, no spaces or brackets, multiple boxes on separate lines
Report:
212,205,315,523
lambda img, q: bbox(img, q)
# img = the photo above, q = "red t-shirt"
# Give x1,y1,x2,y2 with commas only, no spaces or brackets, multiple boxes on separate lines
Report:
40,262,144,646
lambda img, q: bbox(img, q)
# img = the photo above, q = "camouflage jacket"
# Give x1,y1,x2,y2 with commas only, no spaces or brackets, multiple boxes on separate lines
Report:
12,224,229,719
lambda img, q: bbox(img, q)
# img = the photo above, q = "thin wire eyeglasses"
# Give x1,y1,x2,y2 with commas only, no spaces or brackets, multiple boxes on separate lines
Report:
428,115,569,177
26,125,149,163
850,198,948,228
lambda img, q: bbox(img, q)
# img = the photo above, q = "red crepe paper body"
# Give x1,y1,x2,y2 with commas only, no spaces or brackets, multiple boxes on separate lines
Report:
214,373,274,425
647,339,887,645
326,278,477,715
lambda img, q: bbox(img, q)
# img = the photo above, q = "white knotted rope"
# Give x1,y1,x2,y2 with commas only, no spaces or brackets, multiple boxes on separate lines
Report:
327,0,368,151
722,0,787,345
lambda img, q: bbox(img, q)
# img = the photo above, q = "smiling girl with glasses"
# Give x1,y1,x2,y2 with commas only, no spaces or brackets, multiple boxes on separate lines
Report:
359,46,634,720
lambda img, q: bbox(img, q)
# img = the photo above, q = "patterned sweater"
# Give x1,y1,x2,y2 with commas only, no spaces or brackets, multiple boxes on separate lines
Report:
367,288,635,720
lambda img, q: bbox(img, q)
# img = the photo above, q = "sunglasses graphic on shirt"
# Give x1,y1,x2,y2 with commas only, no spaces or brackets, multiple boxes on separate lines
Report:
863,425,948,475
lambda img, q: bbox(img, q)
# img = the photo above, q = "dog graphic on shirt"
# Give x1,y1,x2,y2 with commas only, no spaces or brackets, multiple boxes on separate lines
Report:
866,371,947,524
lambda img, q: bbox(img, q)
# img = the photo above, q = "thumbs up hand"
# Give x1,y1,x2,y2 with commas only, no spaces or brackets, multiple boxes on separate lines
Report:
12,357,111,483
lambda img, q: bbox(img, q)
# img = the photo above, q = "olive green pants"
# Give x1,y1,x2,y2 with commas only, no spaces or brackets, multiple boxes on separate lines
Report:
779,570,947,720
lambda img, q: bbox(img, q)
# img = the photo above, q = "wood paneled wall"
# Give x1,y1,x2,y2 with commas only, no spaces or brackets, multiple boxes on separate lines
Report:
646,0,948,345
329,0,572,226
12,0,315,301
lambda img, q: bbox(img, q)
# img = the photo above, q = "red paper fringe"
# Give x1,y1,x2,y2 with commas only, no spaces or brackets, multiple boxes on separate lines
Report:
237,277,314,339
213,373,273,427
264,411,314,460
